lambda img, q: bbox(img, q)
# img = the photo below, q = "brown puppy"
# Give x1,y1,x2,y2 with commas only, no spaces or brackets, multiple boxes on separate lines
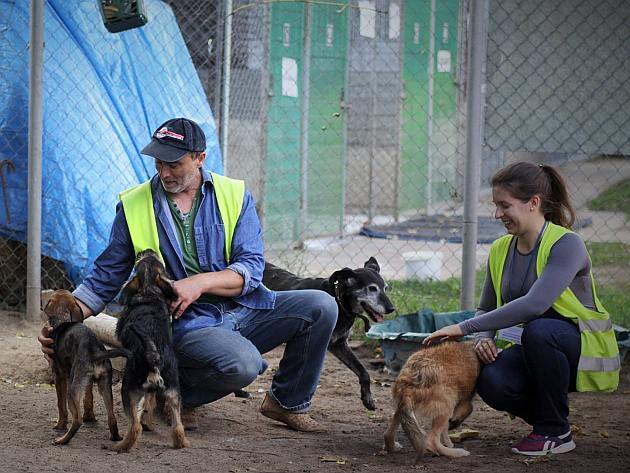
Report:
383,341,480,462
45,289,127,445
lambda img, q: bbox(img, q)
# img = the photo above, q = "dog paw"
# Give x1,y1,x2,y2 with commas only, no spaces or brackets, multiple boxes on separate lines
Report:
110,443,130,453
174,438,191,449
83,414,97,423
362,397,377,411
53,436,69,445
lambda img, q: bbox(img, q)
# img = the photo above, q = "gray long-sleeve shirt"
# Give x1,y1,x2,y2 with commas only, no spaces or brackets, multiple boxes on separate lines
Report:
459,230,596,341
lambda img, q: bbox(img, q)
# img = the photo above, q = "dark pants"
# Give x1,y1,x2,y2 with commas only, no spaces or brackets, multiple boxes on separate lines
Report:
476,317,581,436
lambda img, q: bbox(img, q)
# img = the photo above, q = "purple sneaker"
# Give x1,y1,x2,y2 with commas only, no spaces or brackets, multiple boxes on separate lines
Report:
511,431,576,456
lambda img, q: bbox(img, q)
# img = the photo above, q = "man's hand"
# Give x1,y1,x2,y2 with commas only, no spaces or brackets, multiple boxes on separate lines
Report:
474,338,498,364
38,325,55,364
171,276,204,319
422,324,464,346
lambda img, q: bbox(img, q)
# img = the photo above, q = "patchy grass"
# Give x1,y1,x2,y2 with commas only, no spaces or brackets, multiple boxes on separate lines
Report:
586,241,630,267
587,178,630,219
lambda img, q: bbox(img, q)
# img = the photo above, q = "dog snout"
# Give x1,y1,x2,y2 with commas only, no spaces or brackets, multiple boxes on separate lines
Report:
382,296,396,314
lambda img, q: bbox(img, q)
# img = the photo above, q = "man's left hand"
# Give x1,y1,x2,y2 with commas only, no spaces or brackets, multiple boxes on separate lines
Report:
171,276,204,319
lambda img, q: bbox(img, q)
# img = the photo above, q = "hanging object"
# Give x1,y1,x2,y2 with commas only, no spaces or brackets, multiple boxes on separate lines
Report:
98,0,148,33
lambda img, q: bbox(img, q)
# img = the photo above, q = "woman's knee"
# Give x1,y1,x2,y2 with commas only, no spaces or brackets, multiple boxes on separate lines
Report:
521,318,555,349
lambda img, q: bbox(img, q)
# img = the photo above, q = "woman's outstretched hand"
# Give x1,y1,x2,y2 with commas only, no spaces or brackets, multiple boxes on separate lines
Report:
422,324,464,346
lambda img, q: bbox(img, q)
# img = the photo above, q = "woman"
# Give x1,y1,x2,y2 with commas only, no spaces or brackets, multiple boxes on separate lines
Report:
423,161,619,456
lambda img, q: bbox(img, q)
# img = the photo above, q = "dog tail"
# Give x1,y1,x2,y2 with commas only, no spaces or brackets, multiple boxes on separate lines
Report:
128,325,165,392
399,397,427,460
93,348,132,361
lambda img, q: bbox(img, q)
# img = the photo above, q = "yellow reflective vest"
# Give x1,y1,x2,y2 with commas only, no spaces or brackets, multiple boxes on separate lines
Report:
118,173,245,264
488,221,620,392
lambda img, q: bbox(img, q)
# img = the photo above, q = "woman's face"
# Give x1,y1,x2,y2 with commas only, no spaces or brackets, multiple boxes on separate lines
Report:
492,186,536,236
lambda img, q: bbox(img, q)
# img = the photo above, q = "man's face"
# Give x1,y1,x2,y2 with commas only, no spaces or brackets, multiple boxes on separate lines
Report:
155,152,205,194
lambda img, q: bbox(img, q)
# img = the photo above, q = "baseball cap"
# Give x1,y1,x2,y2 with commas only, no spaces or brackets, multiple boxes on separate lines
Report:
141,118,206,163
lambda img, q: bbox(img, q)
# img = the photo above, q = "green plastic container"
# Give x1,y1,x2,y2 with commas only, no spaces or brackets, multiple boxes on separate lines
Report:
367,309,630,376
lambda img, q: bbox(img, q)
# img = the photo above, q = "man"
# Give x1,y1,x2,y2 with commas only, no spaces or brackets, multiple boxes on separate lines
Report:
39,117,338,432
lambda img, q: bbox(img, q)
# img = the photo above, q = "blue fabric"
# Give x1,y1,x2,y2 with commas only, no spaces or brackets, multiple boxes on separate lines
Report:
476,317,581,436
175,290,338,410
0,0,221,283
74,169,276,339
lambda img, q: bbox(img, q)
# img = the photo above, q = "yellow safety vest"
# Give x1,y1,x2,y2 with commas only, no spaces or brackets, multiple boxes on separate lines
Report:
488,221,620,392
118,172,245,264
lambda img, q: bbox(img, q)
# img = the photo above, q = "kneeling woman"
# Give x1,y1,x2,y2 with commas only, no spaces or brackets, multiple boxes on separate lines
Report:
424,161,619,456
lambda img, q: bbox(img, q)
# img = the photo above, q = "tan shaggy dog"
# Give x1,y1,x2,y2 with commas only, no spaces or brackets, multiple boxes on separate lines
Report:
383,341,480,462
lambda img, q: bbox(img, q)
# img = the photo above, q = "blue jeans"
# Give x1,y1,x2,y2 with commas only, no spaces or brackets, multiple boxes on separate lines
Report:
174,290,338,412
476,317,581,436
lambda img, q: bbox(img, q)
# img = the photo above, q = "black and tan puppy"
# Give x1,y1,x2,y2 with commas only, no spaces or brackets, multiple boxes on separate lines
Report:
383,341,480,462
45,289,126,445
263,257,395,410
112,249,189,453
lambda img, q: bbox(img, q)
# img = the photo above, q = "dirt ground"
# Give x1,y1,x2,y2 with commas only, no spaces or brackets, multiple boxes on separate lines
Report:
0,312,628,473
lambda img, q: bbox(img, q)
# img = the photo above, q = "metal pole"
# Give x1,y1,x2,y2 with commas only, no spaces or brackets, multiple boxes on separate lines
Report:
298,3,312,245
340,6,351,237
221,0,233,173
426,0,436,215
460,0,489,310
27,0,44,321
367,29,377,223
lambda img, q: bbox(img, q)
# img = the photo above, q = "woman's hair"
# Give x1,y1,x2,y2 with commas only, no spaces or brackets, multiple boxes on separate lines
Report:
490,161,576,229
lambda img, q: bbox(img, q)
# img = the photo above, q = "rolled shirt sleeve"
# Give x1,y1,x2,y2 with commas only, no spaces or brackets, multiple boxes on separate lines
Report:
226,191,265,297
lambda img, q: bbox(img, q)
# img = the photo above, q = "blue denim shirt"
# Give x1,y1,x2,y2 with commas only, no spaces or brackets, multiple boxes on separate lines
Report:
74,170,276,340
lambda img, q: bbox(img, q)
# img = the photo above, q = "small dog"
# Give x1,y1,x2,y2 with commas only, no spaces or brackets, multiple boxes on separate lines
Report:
383,341,480,462
263,257,395,410
44,289,127,445
112,249,190,453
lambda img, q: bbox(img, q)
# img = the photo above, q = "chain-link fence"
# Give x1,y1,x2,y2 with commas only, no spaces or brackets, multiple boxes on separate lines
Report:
0,0,628,313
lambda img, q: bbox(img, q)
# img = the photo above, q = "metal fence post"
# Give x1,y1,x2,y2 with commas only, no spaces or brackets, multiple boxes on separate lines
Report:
460,0,489,310
221,0,233,173
26,0,45,321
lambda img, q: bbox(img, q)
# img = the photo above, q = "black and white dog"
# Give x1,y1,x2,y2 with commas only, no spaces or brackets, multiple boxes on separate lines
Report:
263,257,395,410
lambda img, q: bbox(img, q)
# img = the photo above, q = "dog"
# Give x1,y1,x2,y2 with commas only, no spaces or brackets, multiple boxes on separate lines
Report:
383,341,480,462
262,256,395,410
112,249,190,453
44,289,127,445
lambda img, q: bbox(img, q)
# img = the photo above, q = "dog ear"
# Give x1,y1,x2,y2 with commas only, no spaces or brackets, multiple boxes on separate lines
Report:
156,275,178,301
69,299,83,322
364,256,380,273
329,268,357,288
121,275,141,304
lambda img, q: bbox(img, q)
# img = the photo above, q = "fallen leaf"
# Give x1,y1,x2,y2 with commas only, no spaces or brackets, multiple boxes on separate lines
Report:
15,332,28,338
571,424,585,437
320,455,346,464
412,464,428,470
449,428,480,443
599,431,610,438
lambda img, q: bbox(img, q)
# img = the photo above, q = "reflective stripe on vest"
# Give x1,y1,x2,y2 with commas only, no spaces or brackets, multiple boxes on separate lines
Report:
119,173,245,264
488,221,620,393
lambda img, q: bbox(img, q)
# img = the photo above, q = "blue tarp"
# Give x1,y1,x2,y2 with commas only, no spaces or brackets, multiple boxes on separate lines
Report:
0,0,222,283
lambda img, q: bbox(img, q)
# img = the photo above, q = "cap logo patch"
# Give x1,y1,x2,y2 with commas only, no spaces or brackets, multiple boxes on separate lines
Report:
155,127,184,141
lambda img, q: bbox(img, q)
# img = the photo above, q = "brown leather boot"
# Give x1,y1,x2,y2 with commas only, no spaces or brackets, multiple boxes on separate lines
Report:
181,406,198,431
259,394,326,432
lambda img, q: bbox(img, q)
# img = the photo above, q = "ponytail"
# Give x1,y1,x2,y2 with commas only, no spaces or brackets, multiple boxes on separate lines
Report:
491,162,576,229
539,164,576,229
